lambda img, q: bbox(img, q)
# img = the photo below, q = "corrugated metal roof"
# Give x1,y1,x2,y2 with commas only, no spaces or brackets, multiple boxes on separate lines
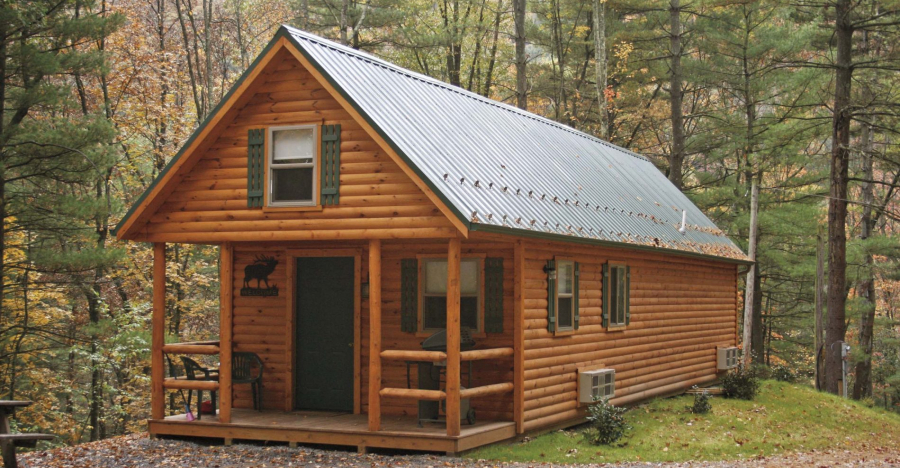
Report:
288,26,747,262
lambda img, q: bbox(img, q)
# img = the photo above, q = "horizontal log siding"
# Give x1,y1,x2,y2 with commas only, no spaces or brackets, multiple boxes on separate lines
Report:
521,239,738,431
360,240,515,421
141,49,455,242
229,240,515,420
232,247,289,410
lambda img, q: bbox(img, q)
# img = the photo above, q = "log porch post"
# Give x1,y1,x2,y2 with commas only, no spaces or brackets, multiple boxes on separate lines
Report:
445,237,461,436
151,242,166,420
368,239,382,431
219,242,234,423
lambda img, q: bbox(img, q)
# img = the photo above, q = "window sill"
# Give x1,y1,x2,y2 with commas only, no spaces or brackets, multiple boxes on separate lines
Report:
606,324,628,332
553,328,576,337
262,204,324,213
415,330,486,339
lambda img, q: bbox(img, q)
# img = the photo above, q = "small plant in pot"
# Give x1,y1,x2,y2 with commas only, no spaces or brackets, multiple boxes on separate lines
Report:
584,398,630,446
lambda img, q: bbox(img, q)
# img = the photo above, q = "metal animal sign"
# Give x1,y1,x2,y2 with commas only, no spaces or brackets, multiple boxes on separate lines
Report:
241,254,279,297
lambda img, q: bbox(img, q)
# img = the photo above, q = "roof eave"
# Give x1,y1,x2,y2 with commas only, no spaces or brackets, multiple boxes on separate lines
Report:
469,222,753,265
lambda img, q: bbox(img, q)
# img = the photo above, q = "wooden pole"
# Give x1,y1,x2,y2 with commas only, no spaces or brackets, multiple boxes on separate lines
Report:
446,237,461,437
513,240,525,433
218,242,233,423
151,243,166,420
368,239,382,431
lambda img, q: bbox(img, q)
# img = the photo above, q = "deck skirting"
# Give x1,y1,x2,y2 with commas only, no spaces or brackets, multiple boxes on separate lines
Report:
149,409,515,454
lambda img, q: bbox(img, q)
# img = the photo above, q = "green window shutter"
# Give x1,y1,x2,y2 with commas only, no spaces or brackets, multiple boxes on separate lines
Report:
602,263,610,328
247,129,265,207
321,124,341,205
573,262,580,330
484,257,504,333
400,258,418,332
625,265,631,325
546,260,556,333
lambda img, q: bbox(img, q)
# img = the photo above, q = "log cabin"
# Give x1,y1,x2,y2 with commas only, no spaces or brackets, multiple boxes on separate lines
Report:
115,25,750,454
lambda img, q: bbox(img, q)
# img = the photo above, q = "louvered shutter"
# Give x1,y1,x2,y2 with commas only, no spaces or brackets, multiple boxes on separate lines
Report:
573,262,580,330
400,259,418,332
546,260,556,333
247,129,265,207
602,263,610,328
484,258,504,333
625,265,631,325
321,124,341,205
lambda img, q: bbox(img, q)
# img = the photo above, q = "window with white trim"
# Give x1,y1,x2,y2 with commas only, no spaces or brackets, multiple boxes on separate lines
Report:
421,258,481,332
556,260,575,331
268,125,317,206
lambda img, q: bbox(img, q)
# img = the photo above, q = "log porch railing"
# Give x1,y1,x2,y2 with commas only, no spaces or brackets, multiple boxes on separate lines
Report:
152,243,234,423
368,238,515,437
161,341,222,392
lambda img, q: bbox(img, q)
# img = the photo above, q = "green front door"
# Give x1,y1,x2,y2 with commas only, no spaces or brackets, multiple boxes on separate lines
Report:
294,256,355,412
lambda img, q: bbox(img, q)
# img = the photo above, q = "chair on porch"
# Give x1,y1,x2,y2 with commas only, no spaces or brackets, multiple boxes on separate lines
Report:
232,352,263,411
181,356,218,419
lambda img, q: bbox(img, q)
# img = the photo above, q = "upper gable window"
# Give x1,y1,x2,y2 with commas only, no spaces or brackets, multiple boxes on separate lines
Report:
268,125,317,206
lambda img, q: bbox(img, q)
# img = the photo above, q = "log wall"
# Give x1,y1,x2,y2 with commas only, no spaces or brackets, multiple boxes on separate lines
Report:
519,238,738,431
137,48,456,243
229,240,515,420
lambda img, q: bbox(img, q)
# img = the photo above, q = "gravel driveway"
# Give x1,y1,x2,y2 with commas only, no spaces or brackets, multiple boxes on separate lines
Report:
19,434,900,468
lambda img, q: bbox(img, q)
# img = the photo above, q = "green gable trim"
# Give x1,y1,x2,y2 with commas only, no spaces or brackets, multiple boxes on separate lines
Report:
281,30,471,234
113,28,294,237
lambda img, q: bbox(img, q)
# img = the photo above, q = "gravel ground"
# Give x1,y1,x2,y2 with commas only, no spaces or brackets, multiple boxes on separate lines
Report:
19,434,900,468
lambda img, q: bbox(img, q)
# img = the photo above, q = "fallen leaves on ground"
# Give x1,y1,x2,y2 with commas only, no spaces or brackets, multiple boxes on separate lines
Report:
18,433,900,468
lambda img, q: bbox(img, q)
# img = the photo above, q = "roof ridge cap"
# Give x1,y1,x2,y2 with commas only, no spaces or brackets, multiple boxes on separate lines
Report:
281,25,648,162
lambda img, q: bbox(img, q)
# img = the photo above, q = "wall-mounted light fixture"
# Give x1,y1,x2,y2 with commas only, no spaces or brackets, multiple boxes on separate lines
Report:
543,262,557,280
361,281,370,298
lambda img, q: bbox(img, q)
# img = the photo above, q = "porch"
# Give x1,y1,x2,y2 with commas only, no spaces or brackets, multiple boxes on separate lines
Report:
150,409,516,453
149,238,520,453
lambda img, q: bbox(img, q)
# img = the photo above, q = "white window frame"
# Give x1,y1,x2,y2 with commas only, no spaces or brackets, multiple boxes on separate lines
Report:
608,264,628,327
420,257,483,333
267,124,318,207
556,259,575,332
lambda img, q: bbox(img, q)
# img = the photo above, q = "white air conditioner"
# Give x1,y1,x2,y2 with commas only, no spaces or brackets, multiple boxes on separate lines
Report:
578,368,615,403
717,347,740,370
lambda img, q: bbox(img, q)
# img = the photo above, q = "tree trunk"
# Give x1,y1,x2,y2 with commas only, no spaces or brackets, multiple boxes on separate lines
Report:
750,267,764,359
824,0,852,396
852,121,876,400
742,176,759,365
667,0,685,189
340,0,349,45
592,0,608,139
514,0,527,109
815,230,826,390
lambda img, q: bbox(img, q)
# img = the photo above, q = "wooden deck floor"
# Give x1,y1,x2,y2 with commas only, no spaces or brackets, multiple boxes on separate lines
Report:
149,409,516,454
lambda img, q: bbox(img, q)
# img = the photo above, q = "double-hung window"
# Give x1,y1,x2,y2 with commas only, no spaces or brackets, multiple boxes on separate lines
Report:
604,263,629,328
556,260,575,331
421,258,481,332
268,125,317,206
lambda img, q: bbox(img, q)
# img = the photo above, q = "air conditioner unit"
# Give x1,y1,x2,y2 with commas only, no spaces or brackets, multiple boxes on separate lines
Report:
717,347,740,370
578,368,615,404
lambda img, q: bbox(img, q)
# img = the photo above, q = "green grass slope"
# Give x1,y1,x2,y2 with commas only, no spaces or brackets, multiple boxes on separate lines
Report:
468,381,900,464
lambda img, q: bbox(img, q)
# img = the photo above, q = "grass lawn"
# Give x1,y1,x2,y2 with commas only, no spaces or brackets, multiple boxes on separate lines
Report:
468,381,900,464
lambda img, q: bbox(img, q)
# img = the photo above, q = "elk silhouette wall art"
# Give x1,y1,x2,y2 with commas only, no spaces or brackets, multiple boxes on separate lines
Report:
241,254,279,297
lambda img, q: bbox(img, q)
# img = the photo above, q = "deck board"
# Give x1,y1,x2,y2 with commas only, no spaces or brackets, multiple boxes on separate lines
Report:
150,409,515,453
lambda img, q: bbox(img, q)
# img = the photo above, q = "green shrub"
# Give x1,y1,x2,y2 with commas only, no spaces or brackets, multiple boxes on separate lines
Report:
771,364,795,383
584,398,630,445
722,362,760,400
689,387,712,414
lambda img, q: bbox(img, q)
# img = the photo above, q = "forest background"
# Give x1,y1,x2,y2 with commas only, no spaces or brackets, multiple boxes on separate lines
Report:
0,0,898,444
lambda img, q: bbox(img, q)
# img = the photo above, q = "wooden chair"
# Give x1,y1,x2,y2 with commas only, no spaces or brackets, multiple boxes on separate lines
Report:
180,356,218,419
0,401,53,468
232,352,264,411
